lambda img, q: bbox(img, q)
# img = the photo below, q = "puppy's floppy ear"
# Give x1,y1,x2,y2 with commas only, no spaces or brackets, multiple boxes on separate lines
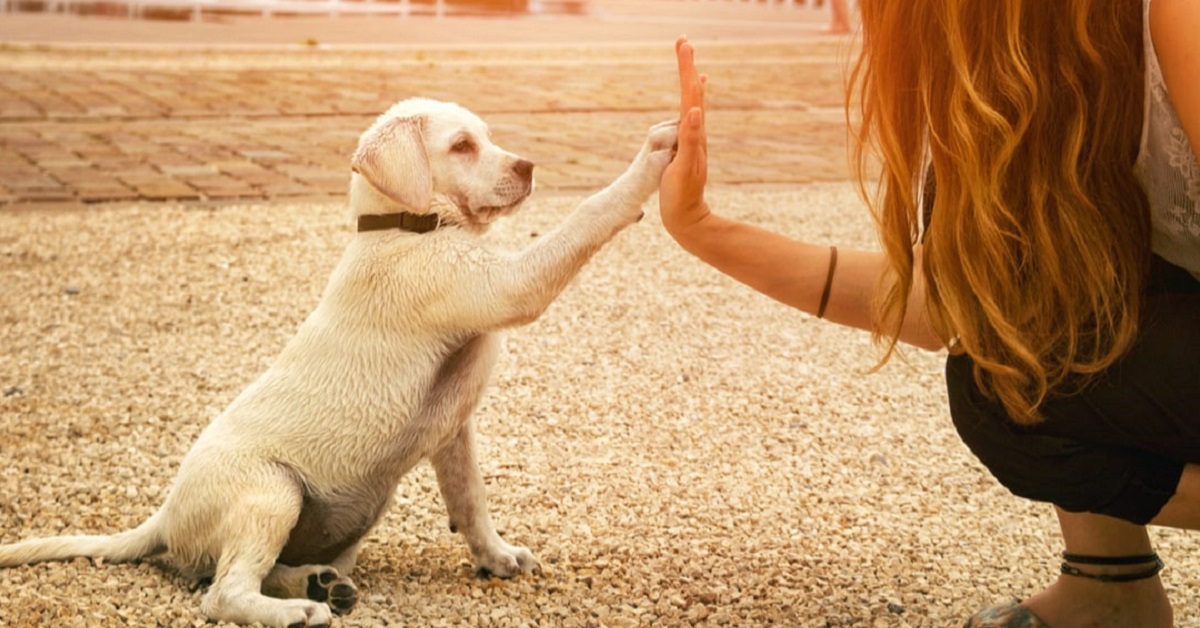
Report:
352,115,432,210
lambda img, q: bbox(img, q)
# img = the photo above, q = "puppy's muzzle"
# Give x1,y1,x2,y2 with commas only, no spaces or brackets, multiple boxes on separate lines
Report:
494,158,535,203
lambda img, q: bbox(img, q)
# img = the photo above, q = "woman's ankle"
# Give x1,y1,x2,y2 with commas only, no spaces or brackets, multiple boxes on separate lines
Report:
1022,574,1173,628
1029,509,1174,627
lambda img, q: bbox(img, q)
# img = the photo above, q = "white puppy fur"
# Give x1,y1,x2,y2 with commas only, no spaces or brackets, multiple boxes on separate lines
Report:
0,98,678,627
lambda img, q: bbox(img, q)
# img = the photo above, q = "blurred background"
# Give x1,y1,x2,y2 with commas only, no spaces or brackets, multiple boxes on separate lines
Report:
0,0,849,46
0,0,832,20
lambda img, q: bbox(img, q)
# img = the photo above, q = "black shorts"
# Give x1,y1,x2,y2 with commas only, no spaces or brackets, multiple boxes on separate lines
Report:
946,256,1200,524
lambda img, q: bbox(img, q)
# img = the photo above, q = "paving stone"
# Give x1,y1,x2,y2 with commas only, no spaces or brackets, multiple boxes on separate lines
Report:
5,175,68,191
14,188,76,202
134,182,202,200
38,159,93,169
0,105,42,121
43,167,104,184
238,149,297,161
2,199,87,211
213,160,272,175
0,30,853,208
237,171,296,187
159,164,220,177
262,182,320,197
85,106,129,117
184,175,260,198
76,186,142,203
117,170,179,186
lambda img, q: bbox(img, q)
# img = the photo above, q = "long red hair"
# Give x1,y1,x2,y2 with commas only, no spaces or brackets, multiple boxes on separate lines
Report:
849,0,1150,423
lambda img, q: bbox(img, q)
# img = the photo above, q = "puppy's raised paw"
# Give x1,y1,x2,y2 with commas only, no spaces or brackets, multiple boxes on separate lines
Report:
625,119,681,198
646,118,681,154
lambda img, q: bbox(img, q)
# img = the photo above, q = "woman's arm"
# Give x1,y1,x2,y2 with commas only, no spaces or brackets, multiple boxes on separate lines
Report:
659,37,944,351
1151,0,1200,163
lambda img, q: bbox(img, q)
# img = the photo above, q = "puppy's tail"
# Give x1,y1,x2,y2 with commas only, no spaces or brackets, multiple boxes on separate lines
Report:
0,510,166,568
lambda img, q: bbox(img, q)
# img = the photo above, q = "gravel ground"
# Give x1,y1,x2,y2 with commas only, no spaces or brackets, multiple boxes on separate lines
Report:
2,185,1198,627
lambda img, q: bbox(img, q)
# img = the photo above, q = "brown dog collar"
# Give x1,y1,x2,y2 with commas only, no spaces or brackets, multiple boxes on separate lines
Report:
357,212,443,234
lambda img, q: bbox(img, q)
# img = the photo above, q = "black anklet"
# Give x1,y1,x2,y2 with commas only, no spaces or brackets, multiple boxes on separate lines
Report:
1060,552,1164,583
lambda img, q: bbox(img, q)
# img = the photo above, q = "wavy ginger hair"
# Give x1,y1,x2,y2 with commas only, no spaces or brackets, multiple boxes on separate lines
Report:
849,0,1151,424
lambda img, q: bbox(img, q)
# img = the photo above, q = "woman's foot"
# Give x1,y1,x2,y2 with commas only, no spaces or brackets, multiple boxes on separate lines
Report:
1021,572,1173,628
963,601,1048,627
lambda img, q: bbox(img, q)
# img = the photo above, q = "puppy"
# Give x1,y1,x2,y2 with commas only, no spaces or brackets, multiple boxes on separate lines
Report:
0,98,678,627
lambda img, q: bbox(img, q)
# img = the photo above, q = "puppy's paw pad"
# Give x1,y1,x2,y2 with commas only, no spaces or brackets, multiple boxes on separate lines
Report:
304,569,358,615
304,570,334,602
329,581,358,616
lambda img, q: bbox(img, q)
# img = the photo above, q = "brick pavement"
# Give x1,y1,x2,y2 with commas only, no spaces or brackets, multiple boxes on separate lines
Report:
0,6,858,210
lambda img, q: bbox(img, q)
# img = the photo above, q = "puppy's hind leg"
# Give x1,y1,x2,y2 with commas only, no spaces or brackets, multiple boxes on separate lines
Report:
199,469,333,628
262,542,360,617
431,418,537,579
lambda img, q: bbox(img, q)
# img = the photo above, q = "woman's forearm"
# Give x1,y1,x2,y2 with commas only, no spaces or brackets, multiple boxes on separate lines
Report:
666,210,876,328
667,211,944,351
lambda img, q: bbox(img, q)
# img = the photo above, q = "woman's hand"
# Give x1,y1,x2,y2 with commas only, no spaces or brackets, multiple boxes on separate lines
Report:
651,40,942,350
659,36,711,238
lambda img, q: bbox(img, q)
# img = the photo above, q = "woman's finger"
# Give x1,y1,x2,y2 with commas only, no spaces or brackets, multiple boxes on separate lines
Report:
675,106,707,178
669,36,708,184
675,37,705,121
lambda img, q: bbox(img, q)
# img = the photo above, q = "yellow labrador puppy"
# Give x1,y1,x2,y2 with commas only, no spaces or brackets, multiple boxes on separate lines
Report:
0,98,678,628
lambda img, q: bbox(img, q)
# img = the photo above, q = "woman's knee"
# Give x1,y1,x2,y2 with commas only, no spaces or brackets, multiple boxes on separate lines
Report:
943,352,1182,524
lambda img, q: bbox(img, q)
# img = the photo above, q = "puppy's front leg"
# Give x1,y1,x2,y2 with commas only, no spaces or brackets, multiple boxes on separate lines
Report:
515,119,680,276
580,118,682,223
431,417,536,578
452,120,678,331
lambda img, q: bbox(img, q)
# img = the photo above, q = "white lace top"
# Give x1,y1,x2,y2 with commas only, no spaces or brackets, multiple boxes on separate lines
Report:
1136,0,1200,279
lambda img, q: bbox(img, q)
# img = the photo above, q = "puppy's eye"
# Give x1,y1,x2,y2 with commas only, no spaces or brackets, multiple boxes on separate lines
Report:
451,138,476,154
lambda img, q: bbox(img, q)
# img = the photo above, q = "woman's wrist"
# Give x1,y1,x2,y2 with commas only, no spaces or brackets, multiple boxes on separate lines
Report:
663,201,714,244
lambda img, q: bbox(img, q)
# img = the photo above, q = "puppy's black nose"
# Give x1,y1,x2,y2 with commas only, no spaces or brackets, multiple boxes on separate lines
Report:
512,159,535,181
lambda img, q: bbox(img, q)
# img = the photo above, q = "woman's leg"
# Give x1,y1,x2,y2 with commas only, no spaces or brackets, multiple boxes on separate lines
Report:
1153,464,1200,528
1021,509,1172,628
946,279,1200,625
